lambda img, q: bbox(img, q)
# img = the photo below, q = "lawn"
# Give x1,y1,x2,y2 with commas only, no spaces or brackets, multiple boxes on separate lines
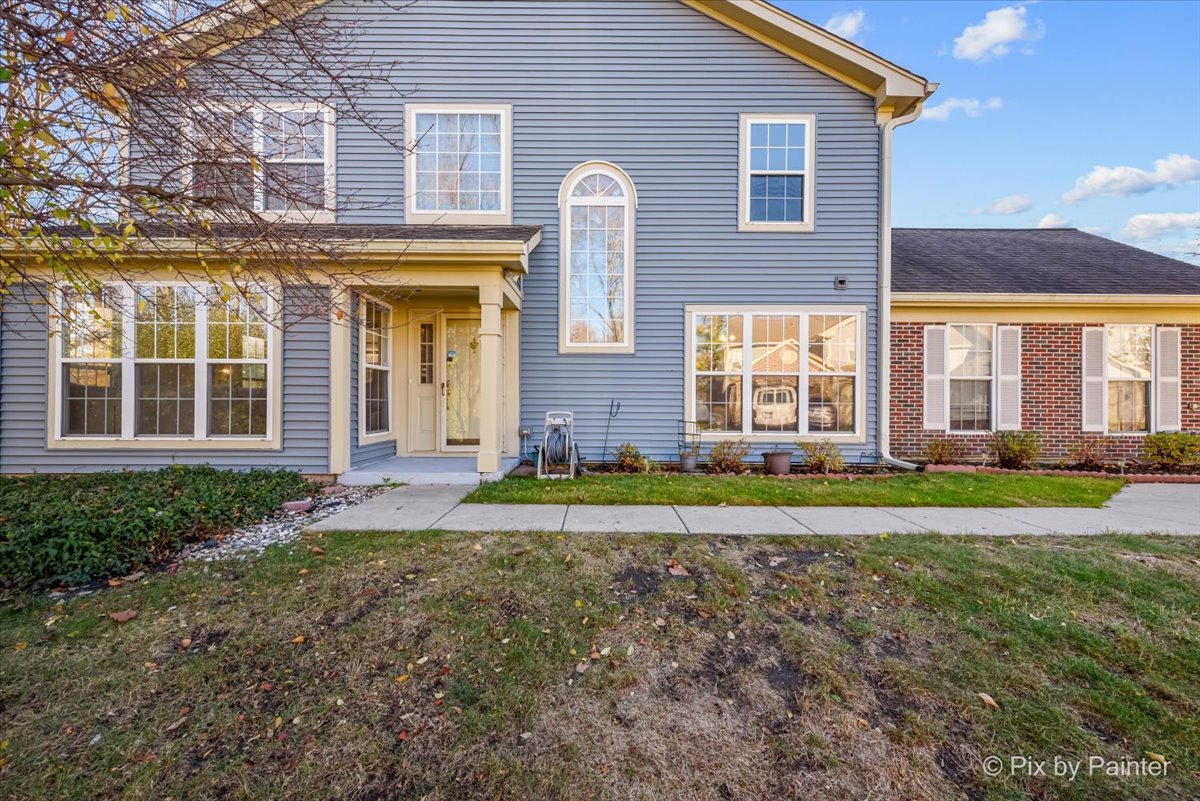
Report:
465,471,1125,507
1,530,1196,800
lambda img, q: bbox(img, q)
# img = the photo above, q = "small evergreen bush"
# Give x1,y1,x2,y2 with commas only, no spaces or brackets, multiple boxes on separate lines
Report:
1141,432,1200,469
798,439,845,474
0,466,309,590
614,442,653,473
987,431,1042,470
924,438,964,466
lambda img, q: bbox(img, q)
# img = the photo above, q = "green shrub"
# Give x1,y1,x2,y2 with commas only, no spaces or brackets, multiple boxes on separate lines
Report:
1141,432,1200,469
924,438,964,466
613,442,653,474
0,466,309,590
987,431,1042,470
798,439,845,474
707,439,750,474
1065,436,1111,470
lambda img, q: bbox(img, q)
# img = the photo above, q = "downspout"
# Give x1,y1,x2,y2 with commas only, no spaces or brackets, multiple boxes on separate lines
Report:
878,90,936,471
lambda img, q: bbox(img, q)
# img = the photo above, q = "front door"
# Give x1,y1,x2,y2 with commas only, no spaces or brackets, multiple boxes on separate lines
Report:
443,317,481,448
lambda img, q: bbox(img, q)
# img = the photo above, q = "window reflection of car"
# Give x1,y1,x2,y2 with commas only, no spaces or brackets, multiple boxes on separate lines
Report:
752,385,798,427
807,404,835,430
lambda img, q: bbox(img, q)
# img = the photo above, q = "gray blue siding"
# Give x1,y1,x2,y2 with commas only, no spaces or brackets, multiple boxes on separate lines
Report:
280,0,883,461
0,284,331,474
349,293,396,467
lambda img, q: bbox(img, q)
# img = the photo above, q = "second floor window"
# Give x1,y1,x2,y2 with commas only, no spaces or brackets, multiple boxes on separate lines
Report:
558,163,636,353
191,104,334,217
405,104,511,223
739,113,815,232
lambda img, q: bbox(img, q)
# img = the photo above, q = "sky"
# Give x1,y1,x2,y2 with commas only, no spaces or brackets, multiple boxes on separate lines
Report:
774,0,1200,263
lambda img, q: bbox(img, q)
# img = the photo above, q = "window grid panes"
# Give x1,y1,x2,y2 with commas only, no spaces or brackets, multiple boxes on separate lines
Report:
413,112,503,212
418,323,435,385
693,311,859,437
134,286,197,437
808,314,857,434
949,324,993,432
362,300,391,435
193,106,328,213
1106,325,1152,433
747,120,807,223
565,169,630,347
57,284,273,441
751,315,801,433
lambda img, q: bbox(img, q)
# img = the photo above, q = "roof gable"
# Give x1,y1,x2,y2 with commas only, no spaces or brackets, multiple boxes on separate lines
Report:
127,0,933,114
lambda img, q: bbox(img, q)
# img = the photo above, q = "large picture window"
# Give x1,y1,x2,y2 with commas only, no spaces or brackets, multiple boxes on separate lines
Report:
689,308,862,438
191,104,334,217
739,113,815,232
560,164,635,351
55,284,274,442
360,298,392,437
405,104,511,223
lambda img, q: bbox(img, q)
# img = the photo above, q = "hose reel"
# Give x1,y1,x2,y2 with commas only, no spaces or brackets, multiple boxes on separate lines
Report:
537,411,579,480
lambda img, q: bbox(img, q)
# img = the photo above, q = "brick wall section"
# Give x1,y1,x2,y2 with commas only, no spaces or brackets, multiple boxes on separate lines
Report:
890,322,1200,462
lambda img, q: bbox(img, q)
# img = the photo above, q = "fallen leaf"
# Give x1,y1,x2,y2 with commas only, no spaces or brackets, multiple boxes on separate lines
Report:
309,546,325,556
978,692,1000,710
1146,751,1168,766
726,631,736,641
107,578,124,588
180,638,192,649
575,661,590,674
396,674,410,683
165,716,188,732
15,642,27,651
289,635,306,645
666,559,690,577
654,617,666,627
108,609,138,624
123,571,145,582
298,569,309,576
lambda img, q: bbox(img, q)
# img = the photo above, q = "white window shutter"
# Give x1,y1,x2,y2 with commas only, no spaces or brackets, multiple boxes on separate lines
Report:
923,325,948,431
1155,327,1182,432
1081,327,1106,432
996,326,1022,430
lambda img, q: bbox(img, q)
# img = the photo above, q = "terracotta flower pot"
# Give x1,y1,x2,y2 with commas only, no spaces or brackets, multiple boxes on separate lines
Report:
763,451,793,476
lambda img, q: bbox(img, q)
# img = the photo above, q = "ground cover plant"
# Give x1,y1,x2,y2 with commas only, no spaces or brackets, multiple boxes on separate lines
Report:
0,466,309,591
466,472,1123,508
0,530,1196,800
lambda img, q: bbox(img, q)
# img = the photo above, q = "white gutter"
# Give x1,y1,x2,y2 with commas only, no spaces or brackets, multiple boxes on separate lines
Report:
877,92,935,471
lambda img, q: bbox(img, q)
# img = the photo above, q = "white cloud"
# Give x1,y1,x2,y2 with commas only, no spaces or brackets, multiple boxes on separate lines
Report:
1062,154,1200,203
1121,212,1200,241
953,6,1045,62
978,193,1033,215
923,97,1004,121
825,9,866,41
1036,213,1071,229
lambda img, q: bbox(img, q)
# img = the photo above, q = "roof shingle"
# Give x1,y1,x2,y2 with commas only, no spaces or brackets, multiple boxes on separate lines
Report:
893,228,1200,295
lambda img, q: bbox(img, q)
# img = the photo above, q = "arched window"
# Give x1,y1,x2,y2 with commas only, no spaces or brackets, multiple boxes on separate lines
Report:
559,162,636,353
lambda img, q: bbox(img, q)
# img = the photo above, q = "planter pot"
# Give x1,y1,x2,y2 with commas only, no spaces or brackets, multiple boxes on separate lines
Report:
762,450,793,476
679,452,699,473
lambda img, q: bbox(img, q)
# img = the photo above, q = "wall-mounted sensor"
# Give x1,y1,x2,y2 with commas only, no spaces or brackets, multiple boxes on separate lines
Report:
834,275,848,290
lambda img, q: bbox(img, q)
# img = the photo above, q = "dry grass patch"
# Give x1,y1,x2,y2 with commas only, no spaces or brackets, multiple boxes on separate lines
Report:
1,531,1197,800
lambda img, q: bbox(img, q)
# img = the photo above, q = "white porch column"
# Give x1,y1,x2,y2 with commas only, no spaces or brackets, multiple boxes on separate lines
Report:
328,288,353,476
477,285,503,474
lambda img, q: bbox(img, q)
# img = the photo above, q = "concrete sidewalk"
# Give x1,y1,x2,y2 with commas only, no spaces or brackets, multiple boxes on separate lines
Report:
305,483,1199,536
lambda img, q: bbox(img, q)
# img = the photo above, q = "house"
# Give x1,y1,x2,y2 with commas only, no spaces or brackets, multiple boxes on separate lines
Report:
889,229,1200,463
0,1,1193,484
0,0,936,482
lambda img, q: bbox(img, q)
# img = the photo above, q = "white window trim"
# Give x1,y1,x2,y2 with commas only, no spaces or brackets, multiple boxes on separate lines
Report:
738,112,816,233
403,103,513,225
684,304,866,443
184,102,337,223
558,161,637,354
48,282,282,450
945,322,997,435
358,296,394,446
1100,323,1157,436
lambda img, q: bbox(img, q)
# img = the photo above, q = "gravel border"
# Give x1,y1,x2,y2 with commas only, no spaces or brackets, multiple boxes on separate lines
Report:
179,484,389,562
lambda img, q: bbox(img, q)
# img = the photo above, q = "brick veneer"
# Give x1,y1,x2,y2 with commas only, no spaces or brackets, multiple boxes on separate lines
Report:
890,322,1200,462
